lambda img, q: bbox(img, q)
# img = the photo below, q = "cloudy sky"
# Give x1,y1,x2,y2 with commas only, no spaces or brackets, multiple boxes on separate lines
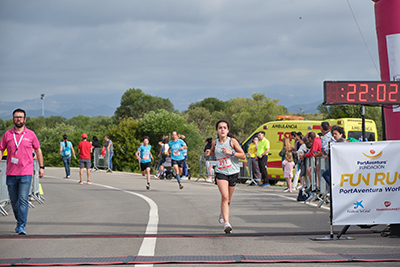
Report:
0,0,380,111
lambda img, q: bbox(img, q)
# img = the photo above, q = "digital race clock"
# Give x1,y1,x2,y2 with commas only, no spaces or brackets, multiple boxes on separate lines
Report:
323,81,400,105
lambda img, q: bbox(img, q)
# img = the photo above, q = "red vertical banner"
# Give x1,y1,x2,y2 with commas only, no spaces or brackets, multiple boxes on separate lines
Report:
373,0,400,140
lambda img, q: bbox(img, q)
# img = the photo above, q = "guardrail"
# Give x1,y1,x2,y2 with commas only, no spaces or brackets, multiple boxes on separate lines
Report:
93,148,111,171
0,159,43,216
304,156,330,208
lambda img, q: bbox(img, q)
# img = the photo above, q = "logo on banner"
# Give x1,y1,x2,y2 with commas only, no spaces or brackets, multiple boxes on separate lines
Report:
347,200,371,213
362,149,383,159
376,201,400,212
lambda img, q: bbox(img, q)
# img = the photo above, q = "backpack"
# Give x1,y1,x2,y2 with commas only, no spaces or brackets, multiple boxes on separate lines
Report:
62,142,71,157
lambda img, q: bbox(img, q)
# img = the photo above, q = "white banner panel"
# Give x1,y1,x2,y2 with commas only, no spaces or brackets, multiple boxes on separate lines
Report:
331,141,400,225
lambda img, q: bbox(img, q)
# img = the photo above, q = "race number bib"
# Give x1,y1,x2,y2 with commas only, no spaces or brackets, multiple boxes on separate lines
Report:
217,156,232,170
173,150,180,157
143,154,149,160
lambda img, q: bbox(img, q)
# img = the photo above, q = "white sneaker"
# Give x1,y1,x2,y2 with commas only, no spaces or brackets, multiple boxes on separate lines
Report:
224,222,232,234
219,213,224,224
180,176,188,180
283,188,290,192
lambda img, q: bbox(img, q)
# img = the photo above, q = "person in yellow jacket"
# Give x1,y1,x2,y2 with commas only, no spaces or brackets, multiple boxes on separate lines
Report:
248,137,261,185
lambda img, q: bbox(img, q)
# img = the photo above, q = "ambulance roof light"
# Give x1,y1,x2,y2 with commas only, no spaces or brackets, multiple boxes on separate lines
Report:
276,115,304,121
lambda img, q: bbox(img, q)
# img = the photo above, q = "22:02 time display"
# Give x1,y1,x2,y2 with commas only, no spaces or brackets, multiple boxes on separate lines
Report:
324,81,400,105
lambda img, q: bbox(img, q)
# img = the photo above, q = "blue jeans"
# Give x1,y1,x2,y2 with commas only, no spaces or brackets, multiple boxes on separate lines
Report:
6,175,32,230
322,169,330,185
62,156,71,176
109,152,113,170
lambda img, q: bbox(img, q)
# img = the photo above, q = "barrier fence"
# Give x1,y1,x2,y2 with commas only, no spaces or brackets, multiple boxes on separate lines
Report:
93,148,111,171
303,156,330,208
197,152,256,185
0,159,43,216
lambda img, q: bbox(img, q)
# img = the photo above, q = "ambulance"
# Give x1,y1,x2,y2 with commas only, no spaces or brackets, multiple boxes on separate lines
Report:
241,115,378,183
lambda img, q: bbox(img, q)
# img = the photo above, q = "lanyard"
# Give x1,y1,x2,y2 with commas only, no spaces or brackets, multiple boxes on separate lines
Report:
13,132,26,155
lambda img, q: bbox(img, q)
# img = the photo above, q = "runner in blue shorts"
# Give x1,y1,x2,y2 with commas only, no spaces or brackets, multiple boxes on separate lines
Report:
210,120,245,234
135,136,154,190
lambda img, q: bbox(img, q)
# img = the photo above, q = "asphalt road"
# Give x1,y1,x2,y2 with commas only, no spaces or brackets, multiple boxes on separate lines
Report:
0,167,399,266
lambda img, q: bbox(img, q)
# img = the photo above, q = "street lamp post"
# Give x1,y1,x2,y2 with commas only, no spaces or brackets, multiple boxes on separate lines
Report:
41,94,45,117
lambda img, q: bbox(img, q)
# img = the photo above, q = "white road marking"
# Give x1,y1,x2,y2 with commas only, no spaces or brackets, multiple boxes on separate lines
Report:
45,176,159,266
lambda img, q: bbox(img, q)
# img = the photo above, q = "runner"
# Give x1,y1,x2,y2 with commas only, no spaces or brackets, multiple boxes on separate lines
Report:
135,136,154,190
168,131,186,189
210,120,245,234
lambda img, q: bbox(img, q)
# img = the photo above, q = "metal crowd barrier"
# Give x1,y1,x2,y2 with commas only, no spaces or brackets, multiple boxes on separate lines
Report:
93,148,110,171
0,159,43,216
304,156,330,207
196,152,210,181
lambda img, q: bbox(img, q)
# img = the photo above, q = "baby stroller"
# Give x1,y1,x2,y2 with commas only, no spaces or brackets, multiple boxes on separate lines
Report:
160,156,174,180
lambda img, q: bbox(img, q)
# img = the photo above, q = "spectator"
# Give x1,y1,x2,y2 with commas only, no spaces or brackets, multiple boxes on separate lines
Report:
292,132,303,189
59,134,76,179
296,135,308,189
248,136,261,185
104,136,113,173
257,131,270,187
78,133,92,184
322,125,346,185
204,138,215,183
279,137,297,192
0,108,45,235
91,136,101,150
315,121,335,157
303,132,321,187
282,152,295,193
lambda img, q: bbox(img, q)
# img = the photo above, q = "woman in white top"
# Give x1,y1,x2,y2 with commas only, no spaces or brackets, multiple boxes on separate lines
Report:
210,120,245,234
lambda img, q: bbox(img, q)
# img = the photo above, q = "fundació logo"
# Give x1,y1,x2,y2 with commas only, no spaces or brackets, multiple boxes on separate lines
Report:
362,149,383,159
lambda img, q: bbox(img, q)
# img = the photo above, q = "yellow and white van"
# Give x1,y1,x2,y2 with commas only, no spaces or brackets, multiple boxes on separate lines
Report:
241,116,378,183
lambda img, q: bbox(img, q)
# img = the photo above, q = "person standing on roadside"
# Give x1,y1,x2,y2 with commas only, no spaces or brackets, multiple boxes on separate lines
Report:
0,108,45,235
210,120,245,234
104,136,113,173
136,136,154,190
78,133,92,184
60,134,76,179
168,131,186,189
257,131,270,186
248,136,261,185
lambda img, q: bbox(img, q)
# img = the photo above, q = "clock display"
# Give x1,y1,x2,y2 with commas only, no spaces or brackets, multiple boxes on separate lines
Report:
324,81,400,105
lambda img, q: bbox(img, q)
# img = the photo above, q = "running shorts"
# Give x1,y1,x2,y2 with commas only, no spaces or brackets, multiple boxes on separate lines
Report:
140,162,152,171
216,172,238,187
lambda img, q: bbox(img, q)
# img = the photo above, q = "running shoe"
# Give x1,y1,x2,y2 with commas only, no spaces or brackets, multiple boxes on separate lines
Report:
180,176,188,180
219,213,224,224
179,184,184,190
87,181,92,185
224,222,232,234
78,181,83,184
260,183,270,187
15,225,20,233
283,188,290,192
66,176,70,179
146,183,150,190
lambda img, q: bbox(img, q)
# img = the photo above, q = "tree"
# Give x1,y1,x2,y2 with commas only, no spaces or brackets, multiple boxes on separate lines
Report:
183,107,215,137
188,97,226,113
67,115,92,132
106,118,141,172
114,88,174,121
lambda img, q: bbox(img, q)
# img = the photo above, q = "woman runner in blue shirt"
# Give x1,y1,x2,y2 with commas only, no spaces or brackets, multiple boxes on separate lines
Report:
210,120,245,234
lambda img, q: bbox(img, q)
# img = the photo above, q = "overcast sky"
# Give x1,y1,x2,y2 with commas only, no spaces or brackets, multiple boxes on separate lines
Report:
0,0,380,111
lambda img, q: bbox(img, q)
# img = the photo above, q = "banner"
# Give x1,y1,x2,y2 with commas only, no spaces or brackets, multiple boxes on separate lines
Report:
331,141,400,225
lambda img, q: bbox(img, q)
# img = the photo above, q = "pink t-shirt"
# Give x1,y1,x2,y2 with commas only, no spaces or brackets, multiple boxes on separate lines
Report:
282,160,295,178
0,127,40,176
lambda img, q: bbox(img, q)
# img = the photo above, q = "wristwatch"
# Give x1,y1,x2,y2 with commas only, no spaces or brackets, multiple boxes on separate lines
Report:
40,166,45,169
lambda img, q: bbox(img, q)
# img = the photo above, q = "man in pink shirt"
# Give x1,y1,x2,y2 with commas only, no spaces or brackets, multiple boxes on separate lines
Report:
0,109,45,235
78,133,92,184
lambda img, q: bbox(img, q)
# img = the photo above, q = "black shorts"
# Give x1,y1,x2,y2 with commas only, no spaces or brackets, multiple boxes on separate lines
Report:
172,159,184,167
216,173,238,187
140,162,151,172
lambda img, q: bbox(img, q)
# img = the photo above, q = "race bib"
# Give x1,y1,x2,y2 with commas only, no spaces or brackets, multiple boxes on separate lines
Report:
173,150,180,157
143,154,149,160
217,156,232,170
